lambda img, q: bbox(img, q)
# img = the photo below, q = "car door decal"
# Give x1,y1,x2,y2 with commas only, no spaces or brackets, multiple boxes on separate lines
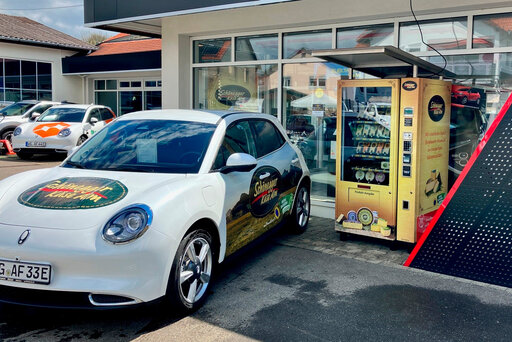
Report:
18,177,128,210
250,166,281,217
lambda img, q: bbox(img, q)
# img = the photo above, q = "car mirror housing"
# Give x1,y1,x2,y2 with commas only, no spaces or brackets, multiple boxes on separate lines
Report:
221,153,257,174
90,117,99,125
30,112,41,120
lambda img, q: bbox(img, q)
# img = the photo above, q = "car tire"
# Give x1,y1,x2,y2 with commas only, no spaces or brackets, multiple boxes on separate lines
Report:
1,130,14,145
166,228,214,313
461,96,468,105
288,184,311,234
17,152,33,160
77,135,88,146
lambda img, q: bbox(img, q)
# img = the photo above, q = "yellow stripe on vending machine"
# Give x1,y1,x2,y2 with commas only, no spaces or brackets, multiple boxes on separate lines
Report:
335,78,450,243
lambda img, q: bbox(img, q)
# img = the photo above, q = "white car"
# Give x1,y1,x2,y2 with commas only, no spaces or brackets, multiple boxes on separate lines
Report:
0,110,311,312
0,100,62,144
11,104,116,159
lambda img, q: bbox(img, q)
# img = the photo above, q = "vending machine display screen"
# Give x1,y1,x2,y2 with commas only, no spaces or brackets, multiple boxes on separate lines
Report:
340,86,393,186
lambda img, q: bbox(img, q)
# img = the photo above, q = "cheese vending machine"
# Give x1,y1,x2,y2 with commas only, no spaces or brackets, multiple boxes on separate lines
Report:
335,78,451,243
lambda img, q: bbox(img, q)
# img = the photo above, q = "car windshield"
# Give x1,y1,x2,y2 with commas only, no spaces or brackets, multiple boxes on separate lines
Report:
0,102,35,117
38,108,86,122
65,119,217,174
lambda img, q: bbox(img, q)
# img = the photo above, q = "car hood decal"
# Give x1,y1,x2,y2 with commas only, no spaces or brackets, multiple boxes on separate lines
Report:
18,177,128,210
33,122,71,138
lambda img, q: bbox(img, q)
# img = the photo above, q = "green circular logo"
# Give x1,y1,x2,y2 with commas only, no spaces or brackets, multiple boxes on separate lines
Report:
18,177,128,210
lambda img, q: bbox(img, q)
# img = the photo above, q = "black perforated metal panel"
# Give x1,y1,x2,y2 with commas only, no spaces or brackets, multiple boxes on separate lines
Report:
409,105,512,288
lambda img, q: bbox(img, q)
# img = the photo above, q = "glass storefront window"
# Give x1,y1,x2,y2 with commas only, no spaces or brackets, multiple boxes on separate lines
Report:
473,13,512,49
337,24,394,49
283,62,349,199
21,61,36,90
145,91,162,110
95,80,105,90
5,59,20,89
95,92,117,115
37,62,52,90
400,18,468,52
235,34,278,61
283,30,332,59
194,38,232,63
119,91,142,115
106,80,117,90
193,64,278,115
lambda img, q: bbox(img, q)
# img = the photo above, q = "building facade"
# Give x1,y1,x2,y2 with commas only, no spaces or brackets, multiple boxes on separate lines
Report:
85,0,512,217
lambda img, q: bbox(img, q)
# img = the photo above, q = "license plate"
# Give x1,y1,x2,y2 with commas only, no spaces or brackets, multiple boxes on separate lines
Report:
26,141,46,147
0,259,51,285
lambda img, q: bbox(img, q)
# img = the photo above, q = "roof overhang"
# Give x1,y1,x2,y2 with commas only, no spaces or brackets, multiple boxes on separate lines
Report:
312,46,456,79
84,0,297,37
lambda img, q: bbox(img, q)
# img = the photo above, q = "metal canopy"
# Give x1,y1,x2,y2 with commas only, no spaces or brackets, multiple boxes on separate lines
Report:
312,46,456,79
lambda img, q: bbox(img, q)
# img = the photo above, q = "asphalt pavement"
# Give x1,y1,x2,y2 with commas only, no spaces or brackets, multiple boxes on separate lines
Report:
1,156,511,341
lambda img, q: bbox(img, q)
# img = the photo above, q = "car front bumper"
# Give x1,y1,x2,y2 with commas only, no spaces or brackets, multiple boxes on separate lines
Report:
12,135,78,154
0,223,176,308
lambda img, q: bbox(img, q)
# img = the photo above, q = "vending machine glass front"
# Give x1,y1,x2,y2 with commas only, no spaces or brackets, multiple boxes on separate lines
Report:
337,79,399,234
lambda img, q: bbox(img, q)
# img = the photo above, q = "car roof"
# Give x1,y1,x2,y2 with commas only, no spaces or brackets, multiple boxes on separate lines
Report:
49,104,102,110
118,109,249,125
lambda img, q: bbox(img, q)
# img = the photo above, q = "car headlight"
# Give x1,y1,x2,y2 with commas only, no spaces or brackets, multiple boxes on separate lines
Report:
102,204,153,244
58,128,71,137
13,127,22,136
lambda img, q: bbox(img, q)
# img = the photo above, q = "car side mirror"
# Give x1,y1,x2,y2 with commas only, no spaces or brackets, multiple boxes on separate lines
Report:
90,117,99,125
30,112,41,120
220,153,257,174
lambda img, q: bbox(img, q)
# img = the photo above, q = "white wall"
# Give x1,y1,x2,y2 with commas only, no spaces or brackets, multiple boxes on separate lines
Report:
161,0,512,109
0,42,83,103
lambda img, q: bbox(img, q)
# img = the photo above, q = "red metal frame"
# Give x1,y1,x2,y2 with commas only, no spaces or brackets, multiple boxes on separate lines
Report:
404,93,512,267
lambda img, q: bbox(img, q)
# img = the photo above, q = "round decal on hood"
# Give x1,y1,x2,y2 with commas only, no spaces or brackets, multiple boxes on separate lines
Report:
249,166,281,218
18,177,128,210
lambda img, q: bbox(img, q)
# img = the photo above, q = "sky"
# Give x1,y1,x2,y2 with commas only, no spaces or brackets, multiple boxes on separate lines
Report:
0,0,116,40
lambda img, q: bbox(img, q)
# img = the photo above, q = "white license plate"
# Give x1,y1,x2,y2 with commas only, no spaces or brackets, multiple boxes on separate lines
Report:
26,141,46,147
0,259,51,285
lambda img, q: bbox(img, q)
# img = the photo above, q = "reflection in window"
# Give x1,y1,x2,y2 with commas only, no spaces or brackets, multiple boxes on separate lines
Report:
236,34,278,61
119,91,143,115
193,64,278,115
283,62,347,199
400,18,467,52
283,30,332,59
37,62,51,90
337,24,394,49
96,92,117,115
473,13,512,49
145,91,162,110
21,61,36,90
194,38,232,63
5,59,20,89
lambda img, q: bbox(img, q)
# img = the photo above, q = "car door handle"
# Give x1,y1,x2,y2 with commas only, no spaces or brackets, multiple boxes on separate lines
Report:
259,172,270,180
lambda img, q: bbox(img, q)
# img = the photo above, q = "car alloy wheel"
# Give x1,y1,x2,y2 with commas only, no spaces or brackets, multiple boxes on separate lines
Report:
179,236,212,304
289,184,310,234
77,136,87,146
167,228,214,312
1,130,13,145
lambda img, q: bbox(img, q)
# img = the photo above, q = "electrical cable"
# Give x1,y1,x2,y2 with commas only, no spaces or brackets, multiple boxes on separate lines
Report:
409,0,447,77
0,4,82,11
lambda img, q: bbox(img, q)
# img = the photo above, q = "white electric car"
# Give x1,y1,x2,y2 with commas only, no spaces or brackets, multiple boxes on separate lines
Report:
0,110,311,312
11,104,115,159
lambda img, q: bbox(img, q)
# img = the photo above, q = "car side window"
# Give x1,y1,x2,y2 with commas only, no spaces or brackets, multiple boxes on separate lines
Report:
35,104,53,115
213,120,257,170
89,108,102,122
100,108,114,121
250,120,285,158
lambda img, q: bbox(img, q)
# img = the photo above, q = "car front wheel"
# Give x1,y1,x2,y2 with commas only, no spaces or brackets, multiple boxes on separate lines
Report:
288,184,311,234
166,229,214,313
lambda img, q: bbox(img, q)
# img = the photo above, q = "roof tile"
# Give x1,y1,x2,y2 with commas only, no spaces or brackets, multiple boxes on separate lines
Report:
0,13,96,51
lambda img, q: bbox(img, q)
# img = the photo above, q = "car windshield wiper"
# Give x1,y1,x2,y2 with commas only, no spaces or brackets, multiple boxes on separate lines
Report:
65,160,86,169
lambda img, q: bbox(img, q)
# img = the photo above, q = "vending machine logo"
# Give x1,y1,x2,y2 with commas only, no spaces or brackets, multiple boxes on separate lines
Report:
427,95,446,122
402,81,418,91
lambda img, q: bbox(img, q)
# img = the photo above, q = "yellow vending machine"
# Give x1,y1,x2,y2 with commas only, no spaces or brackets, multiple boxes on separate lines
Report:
335,78,451,243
